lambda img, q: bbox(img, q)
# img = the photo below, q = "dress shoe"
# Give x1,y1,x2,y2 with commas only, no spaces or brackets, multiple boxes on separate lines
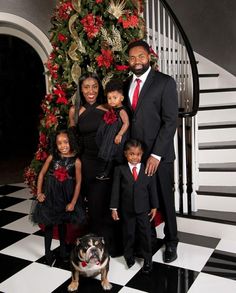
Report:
163,246,177,263
125,257,135,268
142,260,152,274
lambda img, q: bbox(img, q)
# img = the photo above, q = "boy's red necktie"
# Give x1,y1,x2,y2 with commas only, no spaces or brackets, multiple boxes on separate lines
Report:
132,166,138,181
131,79,141,110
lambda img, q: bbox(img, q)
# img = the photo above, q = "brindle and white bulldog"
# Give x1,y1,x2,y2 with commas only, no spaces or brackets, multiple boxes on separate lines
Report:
68,234,112,292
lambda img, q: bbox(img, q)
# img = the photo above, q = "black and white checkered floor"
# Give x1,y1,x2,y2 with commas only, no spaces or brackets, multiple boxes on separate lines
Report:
0,183,236,293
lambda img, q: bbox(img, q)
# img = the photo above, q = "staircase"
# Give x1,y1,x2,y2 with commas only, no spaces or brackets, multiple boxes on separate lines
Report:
177,53,236,240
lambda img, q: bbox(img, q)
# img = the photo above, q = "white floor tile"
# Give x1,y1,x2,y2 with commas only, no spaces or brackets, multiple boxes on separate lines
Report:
5,199,32,214
216,238,236,254
153,242,214,272
0,234,59,261
188,272,236,293
7,187,32,199
2,215,40,234
107,256,143,286
0,262,71,293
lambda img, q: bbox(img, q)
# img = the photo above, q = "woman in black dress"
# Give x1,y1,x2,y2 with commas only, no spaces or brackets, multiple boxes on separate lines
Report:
69,73,122,256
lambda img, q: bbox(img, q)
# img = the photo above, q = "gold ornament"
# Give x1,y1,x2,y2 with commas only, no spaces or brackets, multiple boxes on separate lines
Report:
71,62,81,84
71,0,81,13
107,0,126,19
68,42,80,61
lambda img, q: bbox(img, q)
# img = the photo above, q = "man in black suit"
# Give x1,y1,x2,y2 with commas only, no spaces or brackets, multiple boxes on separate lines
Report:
125,40,179,263
110,139,158,273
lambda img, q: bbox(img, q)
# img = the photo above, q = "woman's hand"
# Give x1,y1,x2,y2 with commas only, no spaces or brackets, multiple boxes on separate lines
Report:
36,193,46,202
66,202,75,212
114,134,122,144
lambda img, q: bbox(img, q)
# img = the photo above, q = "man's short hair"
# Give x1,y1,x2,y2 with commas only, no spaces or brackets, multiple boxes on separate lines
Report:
127,40,150,54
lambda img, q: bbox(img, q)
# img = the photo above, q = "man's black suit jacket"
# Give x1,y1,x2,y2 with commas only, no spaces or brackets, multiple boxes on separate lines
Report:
110,164,159,214
124,69,178,162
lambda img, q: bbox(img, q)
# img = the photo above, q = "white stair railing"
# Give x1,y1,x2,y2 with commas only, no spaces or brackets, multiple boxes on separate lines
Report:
144,0,200,214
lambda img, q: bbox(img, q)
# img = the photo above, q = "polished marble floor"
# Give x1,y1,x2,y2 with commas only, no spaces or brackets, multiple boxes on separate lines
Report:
0,183,236,293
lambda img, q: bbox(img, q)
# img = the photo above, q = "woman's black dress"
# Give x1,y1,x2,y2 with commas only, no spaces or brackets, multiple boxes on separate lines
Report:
77,102,123,256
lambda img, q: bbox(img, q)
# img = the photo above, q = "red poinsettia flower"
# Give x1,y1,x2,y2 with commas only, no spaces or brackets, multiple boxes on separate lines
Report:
24,166,37,195
35,149,48,161
149,47,159,58
53,85,68,105
57,2,73,20
118,13,139,29
45,113,58,129
115,64,129,71
96,49,113,68
81,13,103,39
39,132,48,148
54,166,69,182
96,0,103,3
58,33,68,43
103,109,118,125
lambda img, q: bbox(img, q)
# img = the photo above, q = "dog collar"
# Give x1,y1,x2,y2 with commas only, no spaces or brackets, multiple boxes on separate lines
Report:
81,260,100,267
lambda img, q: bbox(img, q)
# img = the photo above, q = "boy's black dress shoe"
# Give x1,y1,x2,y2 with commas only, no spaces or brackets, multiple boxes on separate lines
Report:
125,257,135,268
163,246,177,263
142,260,152,274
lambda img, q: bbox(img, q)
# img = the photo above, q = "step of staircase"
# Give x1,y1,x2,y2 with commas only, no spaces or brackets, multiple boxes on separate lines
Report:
177,213,236,240
198,127,236,143
198,163,236,186
199,162,236,171
199,141,236,149
196,186,236,212
198,107,236,124
198,74,219,89
178,210,236,226
199,90,236,106
199,147,236,163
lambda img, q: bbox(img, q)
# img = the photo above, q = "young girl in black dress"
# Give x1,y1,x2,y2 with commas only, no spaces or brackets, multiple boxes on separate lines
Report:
31,128,85,266
96,79,129,180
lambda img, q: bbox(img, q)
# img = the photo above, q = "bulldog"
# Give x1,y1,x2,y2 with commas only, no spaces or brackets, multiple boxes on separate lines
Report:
67,234,112,291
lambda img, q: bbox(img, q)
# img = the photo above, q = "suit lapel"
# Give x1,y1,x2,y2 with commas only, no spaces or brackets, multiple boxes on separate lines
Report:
135,69,155,112
123,164,134,182
136,164,145,182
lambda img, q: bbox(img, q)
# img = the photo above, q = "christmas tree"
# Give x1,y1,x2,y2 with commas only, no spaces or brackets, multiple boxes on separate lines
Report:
24,0,156,194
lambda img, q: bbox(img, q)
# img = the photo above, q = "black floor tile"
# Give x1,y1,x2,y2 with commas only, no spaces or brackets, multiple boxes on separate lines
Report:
0,185,25,195
178,231,221,248
0,196,25,209
126,262,199,293
52,275,123,293
0,210,27,227
0,228,29,250
0,254,31,283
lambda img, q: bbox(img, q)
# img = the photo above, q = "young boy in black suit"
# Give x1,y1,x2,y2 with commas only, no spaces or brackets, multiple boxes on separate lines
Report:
110,139,158,273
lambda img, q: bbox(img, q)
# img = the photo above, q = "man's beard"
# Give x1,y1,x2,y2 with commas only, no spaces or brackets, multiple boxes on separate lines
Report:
130,62,150,76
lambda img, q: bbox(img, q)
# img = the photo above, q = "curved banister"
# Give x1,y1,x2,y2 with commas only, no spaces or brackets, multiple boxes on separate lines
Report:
145,0,199,117
161,0,199,117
